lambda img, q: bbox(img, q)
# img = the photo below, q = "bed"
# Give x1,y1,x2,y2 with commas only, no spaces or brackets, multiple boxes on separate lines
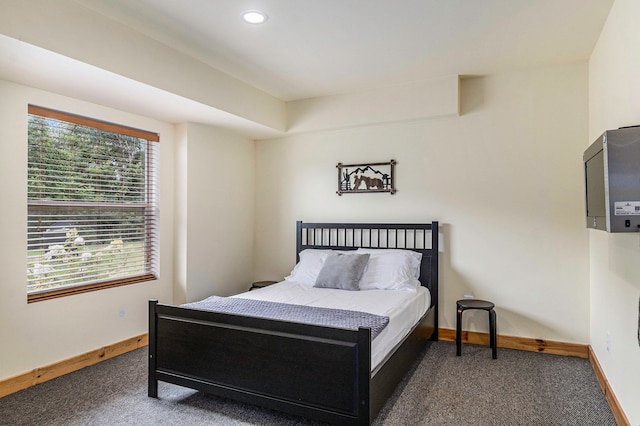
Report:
148,221,439,425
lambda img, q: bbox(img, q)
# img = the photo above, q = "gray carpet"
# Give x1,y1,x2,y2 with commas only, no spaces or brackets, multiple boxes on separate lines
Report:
0,341,615,425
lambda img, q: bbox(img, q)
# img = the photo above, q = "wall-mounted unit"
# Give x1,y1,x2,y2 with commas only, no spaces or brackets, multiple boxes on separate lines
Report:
584,126,640,232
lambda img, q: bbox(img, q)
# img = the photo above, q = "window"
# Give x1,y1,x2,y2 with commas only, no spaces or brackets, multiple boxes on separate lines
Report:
27,105,159,302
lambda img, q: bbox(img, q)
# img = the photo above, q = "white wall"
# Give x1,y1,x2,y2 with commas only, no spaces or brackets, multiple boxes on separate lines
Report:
174,122,255,304
255,63,590,343
0,80,175,379
588,0,640,423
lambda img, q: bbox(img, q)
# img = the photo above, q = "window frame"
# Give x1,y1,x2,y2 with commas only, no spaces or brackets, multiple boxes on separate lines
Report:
27,105,160,303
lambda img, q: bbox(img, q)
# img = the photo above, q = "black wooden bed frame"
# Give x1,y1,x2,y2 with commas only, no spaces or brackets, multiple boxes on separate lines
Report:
148,221,439,425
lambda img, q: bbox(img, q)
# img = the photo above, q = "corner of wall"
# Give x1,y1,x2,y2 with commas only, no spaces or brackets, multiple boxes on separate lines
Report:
173,123,188,305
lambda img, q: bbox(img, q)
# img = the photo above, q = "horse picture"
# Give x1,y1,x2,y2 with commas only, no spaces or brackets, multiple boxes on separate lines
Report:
336,160,396,195
353,174,385,190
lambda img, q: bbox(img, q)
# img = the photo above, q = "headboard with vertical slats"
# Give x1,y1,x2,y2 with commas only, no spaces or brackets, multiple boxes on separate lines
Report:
295,221,439,312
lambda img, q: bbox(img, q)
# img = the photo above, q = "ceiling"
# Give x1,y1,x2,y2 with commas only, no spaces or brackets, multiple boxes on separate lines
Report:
0,1,614,138
75,0,614,101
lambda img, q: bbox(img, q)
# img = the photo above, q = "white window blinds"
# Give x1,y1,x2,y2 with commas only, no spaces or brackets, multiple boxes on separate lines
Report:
27,105,159,302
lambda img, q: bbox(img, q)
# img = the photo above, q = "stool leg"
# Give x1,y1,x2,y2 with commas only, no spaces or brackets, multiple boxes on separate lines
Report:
456,307,463,356
489,309,497,359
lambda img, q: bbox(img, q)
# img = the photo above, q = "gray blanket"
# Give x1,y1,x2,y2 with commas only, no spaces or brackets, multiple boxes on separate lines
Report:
183,296,389,340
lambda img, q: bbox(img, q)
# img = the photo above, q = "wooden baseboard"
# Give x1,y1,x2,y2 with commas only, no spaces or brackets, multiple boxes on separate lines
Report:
438,328,589,358
588,346,630,426
438,328,589,359
0,333,148,399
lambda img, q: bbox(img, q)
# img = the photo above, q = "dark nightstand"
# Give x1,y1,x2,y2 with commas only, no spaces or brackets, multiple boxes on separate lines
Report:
250,280,278,291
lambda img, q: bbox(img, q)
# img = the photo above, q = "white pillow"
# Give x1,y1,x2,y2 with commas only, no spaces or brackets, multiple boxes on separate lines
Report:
356,249,422,291
285,249,354,285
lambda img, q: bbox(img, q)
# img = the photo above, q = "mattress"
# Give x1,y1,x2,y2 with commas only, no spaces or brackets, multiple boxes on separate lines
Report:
233,281,431,373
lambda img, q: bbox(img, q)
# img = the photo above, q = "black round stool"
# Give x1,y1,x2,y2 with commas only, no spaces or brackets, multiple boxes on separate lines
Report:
456,299,497,359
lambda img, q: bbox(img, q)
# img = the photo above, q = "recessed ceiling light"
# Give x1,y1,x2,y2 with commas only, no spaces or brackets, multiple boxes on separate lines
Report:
242,10,268,24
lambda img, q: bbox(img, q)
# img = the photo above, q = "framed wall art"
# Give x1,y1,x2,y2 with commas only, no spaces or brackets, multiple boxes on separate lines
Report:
336,160,396,195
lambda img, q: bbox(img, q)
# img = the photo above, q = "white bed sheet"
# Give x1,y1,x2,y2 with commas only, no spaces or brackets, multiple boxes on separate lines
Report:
233,281,431,373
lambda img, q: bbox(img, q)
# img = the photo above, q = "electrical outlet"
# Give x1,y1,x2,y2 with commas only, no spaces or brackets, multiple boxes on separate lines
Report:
118,308,126,318
606,331,611,352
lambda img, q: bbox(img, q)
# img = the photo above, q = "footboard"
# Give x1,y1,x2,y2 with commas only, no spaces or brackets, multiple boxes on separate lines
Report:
148,300,372,425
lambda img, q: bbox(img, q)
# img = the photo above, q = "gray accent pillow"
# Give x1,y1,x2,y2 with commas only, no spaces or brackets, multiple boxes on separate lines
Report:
314,253,370,291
